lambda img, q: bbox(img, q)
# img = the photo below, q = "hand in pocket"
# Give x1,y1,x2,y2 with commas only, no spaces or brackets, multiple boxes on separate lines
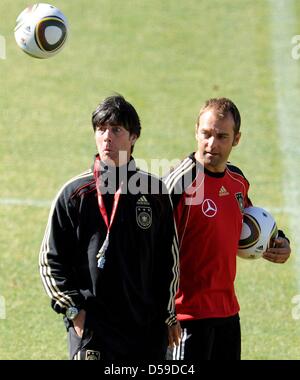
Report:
73,309,86,338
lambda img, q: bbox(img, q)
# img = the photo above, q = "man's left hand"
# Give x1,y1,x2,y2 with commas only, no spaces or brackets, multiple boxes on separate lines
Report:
263,237,291,264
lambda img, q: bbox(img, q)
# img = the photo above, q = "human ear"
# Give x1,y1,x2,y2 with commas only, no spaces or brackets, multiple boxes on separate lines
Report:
130,134,137,145
232,132,241,146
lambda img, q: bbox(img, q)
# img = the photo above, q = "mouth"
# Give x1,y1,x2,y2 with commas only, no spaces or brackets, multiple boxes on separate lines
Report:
205,152,218,157
103,147,113,153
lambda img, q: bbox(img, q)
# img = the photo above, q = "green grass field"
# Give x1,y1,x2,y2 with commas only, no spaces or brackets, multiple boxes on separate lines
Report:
0,0,300,359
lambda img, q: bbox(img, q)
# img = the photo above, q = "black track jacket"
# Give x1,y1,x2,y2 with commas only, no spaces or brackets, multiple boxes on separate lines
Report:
39,157,179,346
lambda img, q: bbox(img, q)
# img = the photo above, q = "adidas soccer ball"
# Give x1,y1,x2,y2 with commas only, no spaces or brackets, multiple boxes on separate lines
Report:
14,3,68,59
238,206,278,259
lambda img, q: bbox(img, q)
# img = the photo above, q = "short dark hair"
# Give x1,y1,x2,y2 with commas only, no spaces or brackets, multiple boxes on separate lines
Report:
196,97,241,135
92,94,141,137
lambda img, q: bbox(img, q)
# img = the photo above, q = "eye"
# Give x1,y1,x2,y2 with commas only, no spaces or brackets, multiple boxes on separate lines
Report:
200,130,210,138
112,126,122,134
218,134,228,140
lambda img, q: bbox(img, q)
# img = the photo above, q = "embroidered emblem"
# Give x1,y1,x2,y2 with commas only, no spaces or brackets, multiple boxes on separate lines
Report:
219,186,229,196
85,350,101,360
235,192,244,213
201,199,217,217
136,196,152,229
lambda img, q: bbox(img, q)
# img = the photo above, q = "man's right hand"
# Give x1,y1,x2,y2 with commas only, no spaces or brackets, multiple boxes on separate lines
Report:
168,321,181,347
73,309,86,338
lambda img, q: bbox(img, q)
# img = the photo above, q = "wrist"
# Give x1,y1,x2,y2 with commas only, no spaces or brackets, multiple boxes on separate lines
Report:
65,306,81,321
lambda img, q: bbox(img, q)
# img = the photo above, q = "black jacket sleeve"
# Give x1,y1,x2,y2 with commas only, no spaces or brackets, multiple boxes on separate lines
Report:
156,189,179,326
39,186,85,314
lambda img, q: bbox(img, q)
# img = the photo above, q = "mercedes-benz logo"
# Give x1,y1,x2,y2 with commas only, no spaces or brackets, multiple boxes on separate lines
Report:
202,199,217,217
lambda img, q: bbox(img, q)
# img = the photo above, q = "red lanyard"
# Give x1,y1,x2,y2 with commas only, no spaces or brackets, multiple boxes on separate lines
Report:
97,186,122,232
95,180,122,268
94,155,124,268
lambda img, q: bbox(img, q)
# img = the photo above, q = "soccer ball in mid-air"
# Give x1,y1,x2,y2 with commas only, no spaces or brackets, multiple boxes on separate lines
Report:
14,3,68,59
238,206,278,259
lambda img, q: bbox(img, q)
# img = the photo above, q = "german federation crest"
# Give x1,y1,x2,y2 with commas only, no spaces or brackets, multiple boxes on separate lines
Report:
235,192,244,213
136,196,152,229
85,350,101,360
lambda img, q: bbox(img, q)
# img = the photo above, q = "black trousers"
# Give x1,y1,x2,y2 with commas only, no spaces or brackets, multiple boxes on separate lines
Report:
167,314,241,360
66,314,169,360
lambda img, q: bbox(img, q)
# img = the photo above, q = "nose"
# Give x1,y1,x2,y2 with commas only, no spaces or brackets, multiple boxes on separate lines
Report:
207,136,216,149
103,128,112,141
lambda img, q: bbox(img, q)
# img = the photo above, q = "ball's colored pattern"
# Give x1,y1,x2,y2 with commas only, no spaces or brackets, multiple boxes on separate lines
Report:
238,206,278,260
14,3,68,59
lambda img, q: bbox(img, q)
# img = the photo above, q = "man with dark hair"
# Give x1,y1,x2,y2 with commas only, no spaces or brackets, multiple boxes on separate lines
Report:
39,94,179,360
164,97,291,360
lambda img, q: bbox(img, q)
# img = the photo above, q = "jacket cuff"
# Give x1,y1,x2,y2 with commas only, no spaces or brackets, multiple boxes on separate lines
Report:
51,293,85,314
165,313,177,326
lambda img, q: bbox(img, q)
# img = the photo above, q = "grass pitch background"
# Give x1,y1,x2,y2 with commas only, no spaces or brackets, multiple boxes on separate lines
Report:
0,0,300,359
